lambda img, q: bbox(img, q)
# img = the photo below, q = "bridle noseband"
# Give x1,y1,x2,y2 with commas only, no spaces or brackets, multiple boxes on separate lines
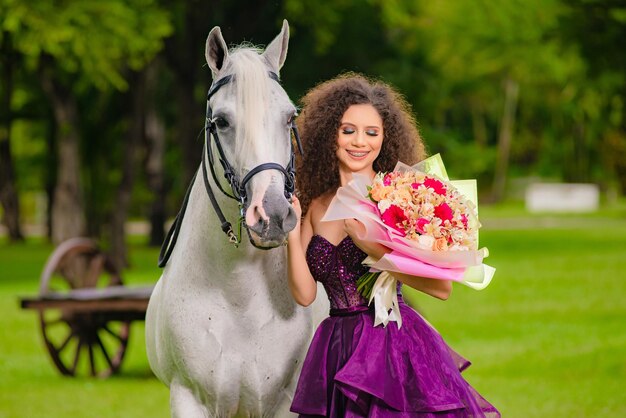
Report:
158,71,302,268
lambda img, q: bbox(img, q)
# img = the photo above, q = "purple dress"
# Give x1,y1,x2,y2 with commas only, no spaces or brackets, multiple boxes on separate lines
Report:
290,235,500,418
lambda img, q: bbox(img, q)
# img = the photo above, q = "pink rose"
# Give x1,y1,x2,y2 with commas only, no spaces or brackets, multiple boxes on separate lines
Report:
381,205,407,236
423,177,447,195
461,214,468,228
411,182,422,189
383,173,392,186
434,202,453,222
415,217,430,233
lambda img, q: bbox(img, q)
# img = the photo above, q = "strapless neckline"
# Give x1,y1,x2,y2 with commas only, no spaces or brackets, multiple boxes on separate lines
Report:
310,234,351,248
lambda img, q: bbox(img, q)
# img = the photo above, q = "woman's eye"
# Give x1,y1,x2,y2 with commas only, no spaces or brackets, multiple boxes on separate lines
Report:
366,129,379,136
214,117,229,129
342,128,355,134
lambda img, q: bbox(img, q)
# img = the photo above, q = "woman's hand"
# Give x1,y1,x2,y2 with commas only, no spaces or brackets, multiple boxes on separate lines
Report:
286,195,317,306
291,195,303,220
344,219,389,259
288,195,303,243
344,218,365,241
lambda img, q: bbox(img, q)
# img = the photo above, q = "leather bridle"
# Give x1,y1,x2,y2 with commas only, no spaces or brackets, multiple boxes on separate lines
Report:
158,71,302,268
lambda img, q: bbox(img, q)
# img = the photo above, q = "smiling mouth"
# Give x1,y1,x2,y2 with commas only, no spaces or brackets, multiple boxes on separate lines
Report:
347,150,369,158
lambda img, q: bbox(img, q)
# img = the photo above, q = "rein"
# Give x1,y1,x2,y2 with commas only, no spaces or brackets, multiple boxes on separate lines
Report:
158,71,302,268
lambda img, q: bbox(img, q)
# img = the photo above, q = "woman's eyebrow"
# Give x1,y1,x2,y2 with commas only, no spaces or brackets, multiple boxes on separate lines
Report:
340,121,381,129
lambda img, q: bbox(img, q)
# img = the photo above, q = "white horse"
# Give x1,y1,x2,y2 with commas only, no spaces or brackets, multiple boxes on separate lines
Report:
146,20,328,418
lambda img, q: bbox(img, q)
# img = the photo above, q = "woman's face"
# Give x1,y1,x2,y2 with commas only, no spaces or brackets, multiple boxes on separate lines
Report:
336,104,384,174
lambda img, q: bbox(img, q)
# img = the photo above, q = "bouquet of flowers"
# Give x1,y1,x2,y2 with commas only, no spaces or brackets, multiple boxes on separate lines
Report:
323,154,495,328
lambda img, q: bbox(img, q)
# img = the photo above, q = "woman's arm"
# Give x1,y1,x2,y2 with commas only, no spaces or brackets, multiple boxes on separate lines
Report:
344,219,452,301
286,197,317,306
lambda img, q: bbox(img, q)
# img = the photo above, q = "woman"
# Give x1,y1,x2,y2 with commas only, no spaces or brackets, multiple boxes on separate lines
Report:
287,74,500,417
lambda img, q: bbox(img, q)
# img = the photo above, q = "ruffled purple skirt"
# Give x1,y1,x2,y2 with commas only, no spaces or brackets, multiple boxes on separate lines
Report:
291,299,500,417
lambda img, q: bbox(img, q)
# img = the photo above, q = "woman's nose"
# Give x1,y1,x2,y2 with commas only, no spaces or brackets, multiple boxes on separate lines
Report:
352,130,366,146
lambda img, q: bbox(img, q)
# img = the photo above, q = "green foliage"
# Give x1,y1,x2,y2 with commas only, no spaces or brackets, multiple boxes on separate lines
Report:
284,0,357,54
1,0,172,90
2,0,626,243
423,128,497,183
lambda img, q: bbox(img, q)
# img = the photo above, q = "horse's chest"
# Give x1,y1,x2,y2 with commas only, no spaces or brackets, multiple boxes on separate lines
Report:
166,284,310,377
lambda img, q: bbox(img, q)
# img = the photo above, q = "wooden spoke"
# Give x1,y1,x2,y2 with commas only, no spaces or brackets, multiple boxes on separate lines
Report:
71,338,83,375
95,333,114,371
88,342,96,376
85,254,106,288
56,331,75,353
101,324,124,342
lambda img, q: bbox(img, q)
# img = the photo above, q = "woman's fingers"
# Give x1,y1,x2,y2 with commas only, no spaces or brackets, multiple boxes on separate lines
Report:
291,195,302,220
344,218,366,239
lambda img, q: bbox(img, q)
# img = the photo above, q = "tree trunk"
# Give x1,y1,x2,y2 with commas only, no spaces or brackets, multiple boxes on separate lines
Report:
491,78,519,203
0,31,24,241
470,98,488,148
39,56,86,244
175,82,201,185
144,60,166,247
163,3,212,187
45,117,57,241
569,122,588,183
109,70,146,270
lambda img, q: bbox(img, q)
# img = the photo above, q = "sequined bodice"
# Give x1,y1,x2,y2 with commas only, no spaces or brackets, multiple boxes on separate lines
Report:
306,235,370,310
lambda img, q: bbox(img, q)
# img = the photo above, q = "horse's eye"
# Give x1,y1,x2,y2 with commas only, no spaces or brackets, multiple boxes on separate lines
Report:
287,113,297,126
214,117,230,129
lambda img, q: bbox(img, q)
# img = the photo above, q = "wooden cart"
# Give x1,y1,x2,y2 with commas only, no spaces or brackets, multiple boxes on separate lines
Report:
20,238,154,377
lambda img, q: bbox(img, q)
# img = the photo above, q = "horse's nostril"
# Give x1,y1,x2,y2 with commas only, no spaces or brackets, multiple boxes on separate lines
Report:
248,219,265,236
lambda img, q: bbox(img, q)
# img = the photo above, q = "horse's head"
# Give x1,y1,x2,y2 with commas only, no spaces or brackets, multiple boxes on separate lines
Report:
204,20,298,249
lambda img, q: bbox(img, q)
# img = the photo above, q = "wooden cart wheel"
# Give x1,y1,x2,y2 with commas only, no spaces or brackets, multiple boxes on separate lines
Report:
38,238,130,377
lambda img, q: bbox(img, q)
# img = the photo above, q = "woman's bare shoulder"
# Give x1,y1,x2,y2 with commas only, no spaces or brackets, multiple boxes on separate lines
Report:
308,192,336,228
309,192,334,213
307,197,324,222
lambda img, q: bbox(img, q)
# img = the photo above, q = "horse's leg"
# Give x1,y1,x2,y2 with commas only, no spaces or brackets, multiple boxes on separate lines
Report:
170,381,210,418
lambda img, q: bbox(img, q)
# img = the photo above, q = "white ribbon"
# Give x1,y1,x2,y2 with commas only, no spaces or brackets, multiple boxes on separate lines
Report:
369,271,402,329
362,256,402,329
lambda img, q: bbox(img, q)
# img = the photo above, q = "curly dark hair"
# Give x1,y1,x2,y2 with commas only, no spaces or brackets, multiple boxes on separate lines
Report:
295,73,426,215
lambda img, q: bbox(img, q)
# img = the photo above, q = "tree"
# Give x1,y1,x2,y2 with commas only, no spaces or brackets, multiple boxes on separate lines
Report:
0,30,23,241
377,0,587,199
2,0,171,251
561,0,626,192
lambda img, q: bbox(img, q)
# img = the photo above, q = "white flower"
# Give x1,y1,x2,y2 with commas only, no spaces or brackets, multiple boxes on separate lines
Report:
377,199,392,213
449,243,469,251
419,202,435,217
416,234,435,250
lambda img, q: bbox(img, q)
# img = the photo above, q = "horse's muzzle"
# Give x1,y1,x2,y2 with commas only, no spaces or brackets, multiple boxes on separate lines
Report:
244,189,297,249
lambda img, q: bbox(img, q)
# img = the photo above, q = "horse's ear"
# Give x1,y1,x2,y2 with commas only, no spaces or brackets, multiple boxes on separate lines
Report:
263,19,289,73
206,26,229,78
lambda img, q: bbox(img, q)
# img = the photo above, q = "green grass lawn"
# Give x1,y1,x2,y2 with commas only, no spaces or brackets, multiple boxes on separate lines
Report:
404,205,626,417
1,205,626,417
0,238,170,418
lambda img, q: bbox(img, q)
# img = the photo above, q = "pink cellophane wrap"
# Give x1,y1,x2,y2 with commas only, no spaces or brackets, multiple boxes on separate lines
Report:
322,156,496,327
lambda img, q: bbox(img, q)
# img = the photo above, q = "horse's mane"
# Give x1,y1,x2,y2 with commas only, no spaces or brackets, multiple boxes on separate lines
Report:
225,47,272,170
